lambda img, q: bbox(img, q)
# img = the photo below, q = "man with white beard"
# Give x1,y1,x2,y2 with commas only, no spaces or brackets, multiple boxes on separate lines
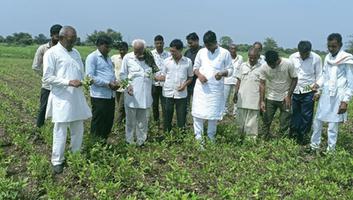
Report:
120,39,154,146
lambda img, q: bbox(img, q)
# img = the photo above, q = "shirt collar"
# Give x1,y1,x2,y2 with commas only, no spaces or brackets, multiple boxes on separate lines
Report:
168,56,187,62
57,42,70,53
208,46,220,54
153,49,168,56
96,49,104,57
295,52,313,59
189,46,201,53
247,61,261,69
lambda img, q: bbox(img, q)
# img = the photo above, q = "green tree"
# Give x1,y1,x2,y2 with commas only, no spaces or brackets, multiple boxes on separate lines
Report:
5,32,33,45
237,43,252,52
346,35,353,54
0,35,4,43
76,37,82,46
34,33,48,44
86,28,122,45
219,36,233,49
263,37,278,52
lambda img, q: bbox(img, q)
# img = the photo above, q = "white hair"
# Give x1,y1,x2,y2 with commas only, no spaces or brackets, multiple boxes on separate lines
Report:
131,39,146,48
59,26,76,37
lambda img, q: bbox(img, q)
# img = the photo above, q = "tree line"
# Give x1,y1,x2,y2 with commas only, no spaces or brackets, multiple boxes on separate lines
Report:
1,28,353,55
0,28,122,46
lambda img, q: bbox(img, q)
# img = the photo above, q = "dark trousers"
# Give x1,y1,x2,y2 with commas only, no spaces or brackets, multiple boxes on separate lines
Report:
116,91,125,124
90,97,115,139
36,88,50,128
186,75,197,114
152,85,165,122
262,98,291,139
290,92,314,145
164,97,187,132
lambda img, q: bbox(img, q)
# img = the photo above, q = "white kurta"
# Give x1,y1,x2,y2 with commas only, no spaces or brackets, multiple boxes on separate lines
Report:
43,43,92,123
120,52,153,109
192,47,233,120
315,50,353,122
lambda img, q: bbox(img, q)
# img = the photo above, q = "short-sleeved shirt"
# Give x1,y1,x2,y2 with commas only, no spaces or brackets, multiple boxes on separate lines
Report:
162,56,193,99
111,54,123,81
289,52,322,94
259,58,297,101
236,62,262,110
33,42,52,89
151,49,171,86
224,55,243,85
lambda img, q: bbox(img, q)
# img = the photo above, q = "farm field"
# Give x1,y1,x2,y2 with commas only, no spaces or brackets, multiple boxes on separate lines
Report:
1,44,353,199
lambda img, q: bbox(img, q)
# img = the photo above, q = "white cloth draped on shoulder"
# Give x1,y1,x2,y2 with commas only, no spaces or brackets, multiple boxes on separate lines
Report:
315,50,353,122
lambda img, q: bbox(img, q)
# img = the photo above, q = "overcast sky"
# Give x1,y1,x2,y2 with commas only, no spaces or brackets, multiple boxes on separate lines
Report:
1,0,352,50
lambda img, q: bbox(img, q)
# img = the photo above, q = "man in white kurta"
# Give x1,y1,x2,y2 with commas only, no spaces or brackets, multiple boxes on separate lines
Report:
192,31,233,142
311,33,353,152
223,44,243,116
234,48,262,138
120,39,153,146
43,26,92,173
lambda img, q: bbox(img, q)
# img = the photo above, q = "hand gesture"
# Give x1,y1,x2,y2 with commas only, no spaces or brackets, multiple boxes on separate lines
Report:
198,73,208,84
260,101,266,112
215,72,224,80
127,85,134,96
312,93,320,101
69,80,82,88
337,101,348,114
233,93,238,104
284,95,291,110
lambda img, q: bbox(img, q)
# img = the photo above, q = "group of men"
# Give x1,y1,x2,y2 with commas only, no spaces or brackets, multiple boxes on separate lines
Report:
33,24,353,174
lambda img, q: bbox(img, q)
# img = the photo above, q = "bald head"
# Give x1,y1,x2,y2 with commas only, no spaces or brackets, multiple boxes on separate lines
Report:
132,39,146,59
59,26,76,38
59,26,77,51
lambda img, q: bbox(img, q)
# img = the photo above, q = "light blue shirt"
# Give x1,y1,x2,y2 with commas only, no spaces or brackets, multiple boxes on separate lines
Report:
86,49,116,99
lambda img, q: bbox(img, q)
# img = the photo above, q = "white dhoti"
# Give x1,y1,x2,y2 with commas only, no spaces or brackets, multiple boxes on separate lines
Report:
52,120,84,165
125,106,148,146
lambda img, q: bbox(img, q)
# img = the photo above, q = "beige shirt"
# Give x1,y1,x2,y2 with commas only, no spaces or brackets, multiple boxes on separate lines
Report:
259,58,297,101
32,42,51,89
236,62,262,110
111,54,123,81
